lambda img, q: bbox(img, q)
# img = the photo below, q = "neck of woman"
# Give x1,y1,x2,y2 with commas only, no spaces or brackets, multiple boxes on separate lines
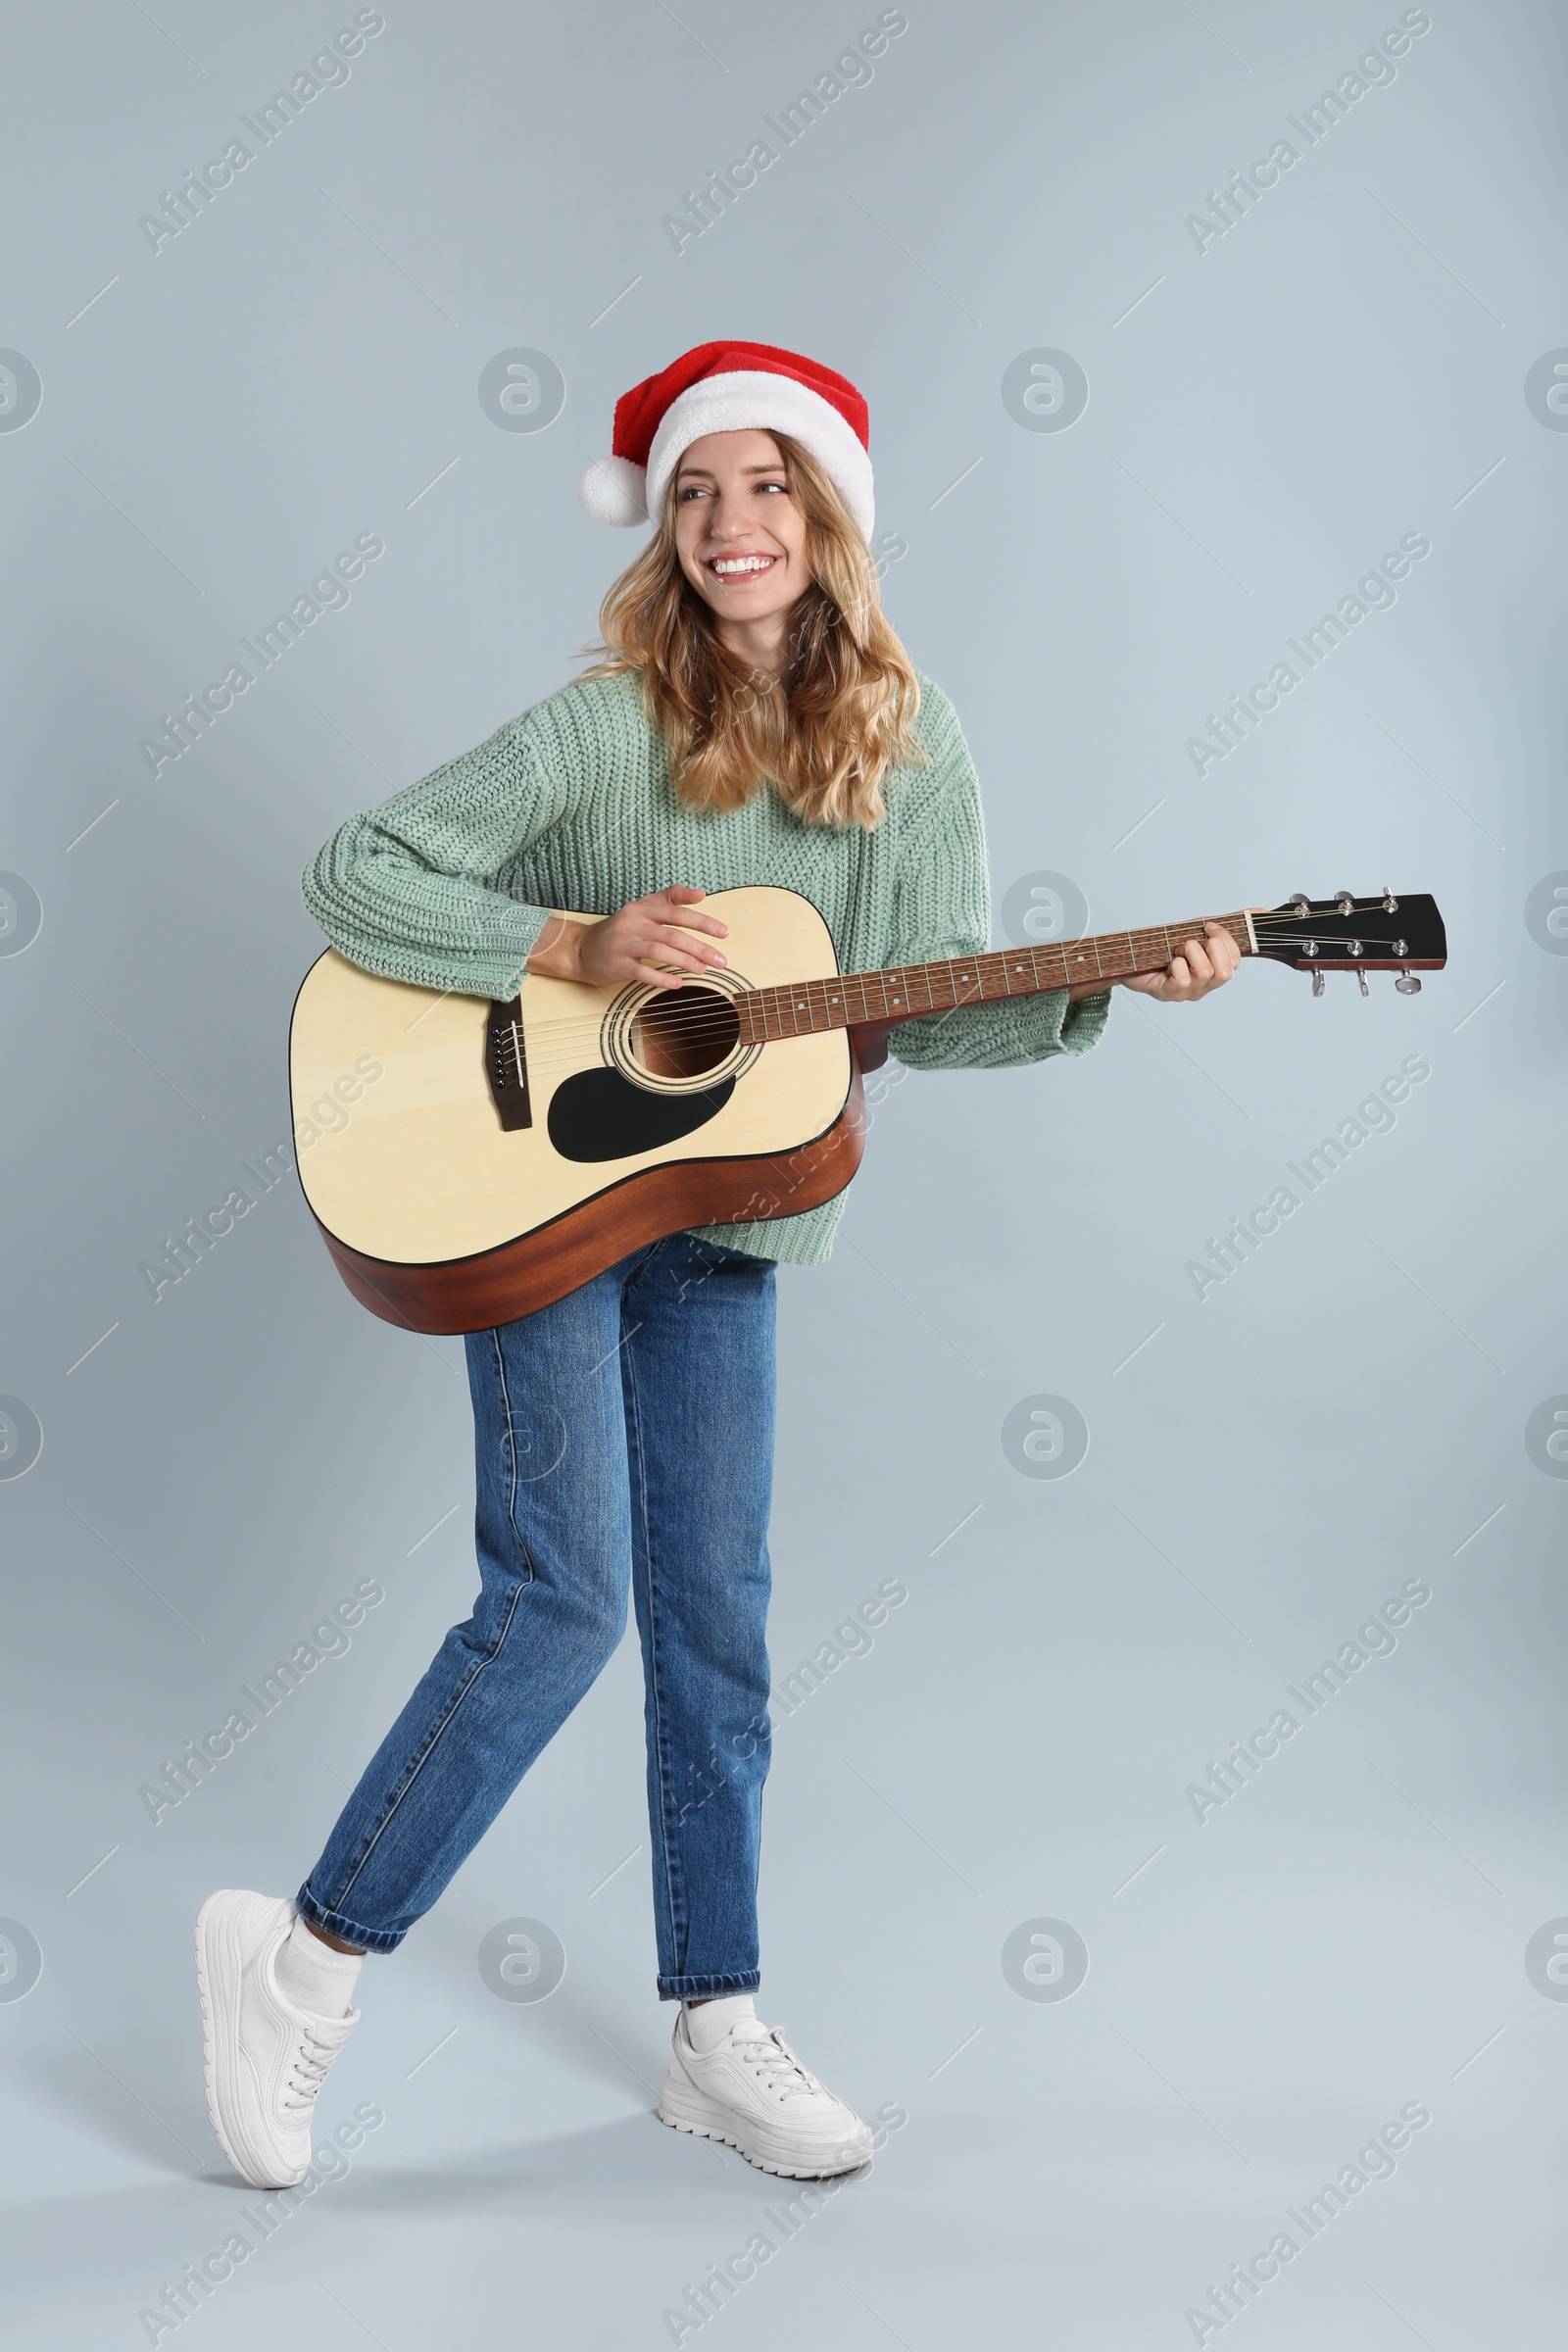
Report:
714,608,794,682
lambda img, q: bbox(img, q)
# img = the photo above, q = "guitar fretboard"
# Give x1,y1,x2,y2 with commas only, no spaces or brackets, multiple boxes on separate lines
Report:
733,912,1252,1044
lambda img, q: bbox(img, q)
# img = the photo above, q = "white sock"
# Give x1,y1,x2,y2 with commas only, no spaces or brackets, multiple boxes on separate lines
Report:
684,1992,758,2054
274,1910,365,2018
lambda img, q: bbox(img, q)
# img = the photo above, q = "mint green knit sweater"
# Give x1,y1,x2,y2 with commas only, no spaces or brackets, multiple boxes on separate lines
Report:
301,670,1110,1264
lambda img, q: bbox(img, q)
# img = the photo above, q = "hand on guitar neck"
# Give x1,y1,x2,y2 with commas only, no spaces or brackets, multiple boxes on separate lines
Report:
527,885,1247,1006
1109,916,1246,1003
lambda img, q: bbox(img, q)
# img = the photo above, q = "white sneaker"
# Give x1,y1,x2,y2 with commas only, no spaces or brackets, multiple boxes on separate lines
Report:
659,2006,873,2178
194,1889,358,2189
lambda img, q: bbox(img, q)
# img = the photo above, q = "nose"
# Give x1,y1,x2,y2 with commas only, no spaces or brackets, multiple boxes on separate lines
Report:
707,490,755,540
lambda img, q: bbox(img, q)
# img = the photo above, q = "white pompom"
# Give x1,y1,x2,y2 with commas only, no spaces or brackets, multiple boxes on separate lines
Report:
578,455,649,526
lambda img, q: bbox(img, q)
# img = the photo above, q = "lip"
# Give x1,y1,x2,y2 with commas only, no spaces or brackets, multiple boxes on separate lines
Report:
705,552,780,582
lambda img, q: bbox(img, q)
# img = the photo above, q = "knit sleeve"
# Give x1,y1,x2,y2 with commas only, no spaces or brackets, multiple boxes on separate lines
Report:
880,698,1110,1072
301,714,570,1000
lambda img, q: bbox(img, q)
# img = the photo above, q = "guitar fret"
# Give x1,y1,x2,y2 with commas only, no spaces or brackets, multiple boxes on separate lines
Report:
733,911,1249,1043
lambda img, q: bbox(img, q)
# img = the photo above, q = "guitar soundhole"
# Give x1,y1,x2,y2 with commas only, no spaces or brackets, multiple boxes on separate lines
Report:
632,986,740,1079
547,981,747,1165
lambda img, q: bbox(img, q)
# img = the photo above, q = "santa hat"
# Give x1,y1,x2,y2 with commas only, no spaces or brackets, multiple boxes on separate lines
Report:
579,340,874,539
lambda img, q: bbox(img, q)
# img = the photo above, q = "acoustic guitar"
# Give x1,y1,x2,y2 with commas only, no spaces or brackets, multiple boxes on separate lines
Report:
289,886,1446,1335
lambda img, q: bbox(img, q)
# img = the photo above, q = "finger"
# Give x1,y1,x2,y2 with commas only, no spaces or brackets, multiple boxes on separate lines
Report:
1163,956,1192,993
1179,939,1215,985
654,906,729,938
657,920,727,965
610,913,721,966
1205,922,1238,980
630,958,688,990
639,941,715,978
645,913,722,958
659,886,728,935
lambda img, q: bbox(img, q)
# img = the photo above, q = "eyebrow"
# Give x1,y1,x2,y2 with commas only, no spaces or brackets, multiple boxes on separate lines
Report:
674,462,788,482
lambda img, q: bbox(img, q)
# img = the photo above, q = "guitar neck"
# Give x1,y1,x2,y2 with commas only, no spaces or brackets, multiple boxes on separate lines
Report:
733,910,1253,1044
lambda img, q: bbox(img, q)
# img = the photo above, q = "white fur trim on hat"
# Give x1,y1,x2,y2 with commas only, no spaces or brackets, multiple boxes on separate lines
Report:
578,453,649,526
644,371,874,538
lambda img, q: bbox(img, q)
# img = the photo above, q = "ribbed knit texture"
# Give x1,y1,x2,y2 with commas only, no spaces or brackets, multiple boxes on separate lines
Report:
301,670,1110,1264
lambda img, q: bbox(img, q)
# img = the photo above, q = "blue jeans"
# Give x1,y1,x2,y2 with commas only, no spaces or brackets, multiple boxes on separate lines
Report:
297,1233,776,1997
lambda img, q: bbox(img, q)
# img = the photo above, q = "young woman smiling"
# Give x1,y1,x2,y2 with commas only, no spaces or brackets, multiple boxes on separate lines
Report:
195,342,1240,2194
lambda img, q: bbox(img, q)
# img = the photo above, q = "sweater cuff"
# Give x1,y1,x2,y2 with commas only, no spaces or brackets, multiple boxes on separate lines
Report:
1058,987,1112,1054
308,898,551,1003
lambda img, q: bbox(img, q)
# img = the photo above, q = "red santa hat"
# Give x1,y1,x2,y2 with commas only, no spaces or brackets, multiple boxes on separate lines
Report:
579,340,874,539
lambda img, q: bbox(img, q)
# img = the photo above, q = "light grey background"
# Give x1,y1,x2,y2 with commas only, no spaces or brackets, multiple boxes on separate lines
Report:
2,2,1564,2344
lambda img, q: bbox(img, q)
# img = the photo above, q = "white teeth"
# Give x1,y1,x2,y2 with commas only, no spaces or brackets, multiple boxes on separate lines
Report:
711,555,773,574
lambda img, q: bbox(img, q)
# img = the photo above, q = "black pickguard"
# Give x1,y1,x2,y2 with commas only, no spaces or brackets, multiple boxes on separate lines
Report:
546,1067,735,1163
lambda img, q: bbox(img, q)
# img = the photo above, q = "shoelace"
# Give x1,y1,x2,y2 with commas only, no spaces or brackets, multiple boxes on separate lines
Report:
726,2024,823,2101
284,2022,345,2112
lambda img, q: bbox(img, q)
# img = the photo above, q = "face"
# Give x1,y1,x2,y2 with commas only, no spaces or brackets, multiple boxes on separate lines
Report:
670,430,811,630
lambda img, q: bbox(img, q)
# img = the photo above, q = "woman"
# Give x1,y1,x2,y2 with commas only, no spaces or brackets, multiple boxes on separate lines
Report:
195,342,1239,2191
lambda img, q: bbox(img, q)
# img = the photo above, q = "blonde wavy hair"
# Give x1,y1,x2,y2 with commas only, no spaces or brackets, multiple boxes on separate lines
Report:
580,432,925,830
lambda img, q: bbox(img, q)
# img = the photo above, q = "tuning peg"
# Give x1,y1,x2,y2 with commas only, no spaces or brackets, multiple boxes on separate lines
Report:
1357,970,1370,998
1289,892,1311,915
1382,885,1398,911
1335,889,1355,914
1396,970,1421,995
1311,969,1325,998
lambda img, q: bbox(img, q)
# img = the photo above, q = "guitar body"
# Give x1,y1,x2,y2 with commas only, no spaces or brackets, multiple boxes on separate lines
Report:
290,873,1446,1337
289,885,863,1334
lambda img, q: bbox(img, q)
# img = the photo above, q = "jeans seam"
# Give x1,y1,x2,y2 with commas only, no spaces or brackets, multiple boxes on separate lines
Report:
490,1325,532,1582
329,1572,527,1916
621,1326,687,1972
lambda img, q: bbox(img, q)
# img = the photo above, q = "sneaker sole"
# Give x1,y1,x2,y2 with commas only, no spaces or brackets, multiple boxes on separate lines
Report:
194,1894,307,2191
657,2082,872,2180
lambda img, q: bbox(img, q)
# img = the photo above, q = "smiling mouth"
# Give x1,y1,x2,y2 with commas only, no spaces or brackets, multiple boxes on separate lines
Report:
707,553,778,581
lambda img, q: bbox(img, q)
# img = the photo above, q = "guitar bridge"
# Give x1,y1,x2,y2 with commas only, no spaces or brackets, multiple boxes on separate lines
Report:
484,996,532,1131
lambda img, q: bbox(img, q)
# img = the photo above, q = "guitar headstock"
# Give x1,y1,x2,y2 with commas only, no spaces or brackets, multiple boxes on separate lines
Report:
1251,890,1446,997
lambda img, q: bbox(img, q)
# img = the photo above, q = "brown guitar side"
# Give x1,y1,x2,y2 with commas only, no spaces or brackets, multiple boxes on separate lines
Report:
317,1071,868,1335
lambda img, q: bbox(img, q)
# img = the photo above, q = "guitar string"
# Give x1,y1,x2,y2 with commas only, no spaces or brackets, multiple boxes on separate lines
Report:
453,899,1420,1053
489,917,1260,1049
500,910,1421,1044
479,922,1415,1065
465,925,1422,1078
486,957,1212,1073
382,910,1424,1075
